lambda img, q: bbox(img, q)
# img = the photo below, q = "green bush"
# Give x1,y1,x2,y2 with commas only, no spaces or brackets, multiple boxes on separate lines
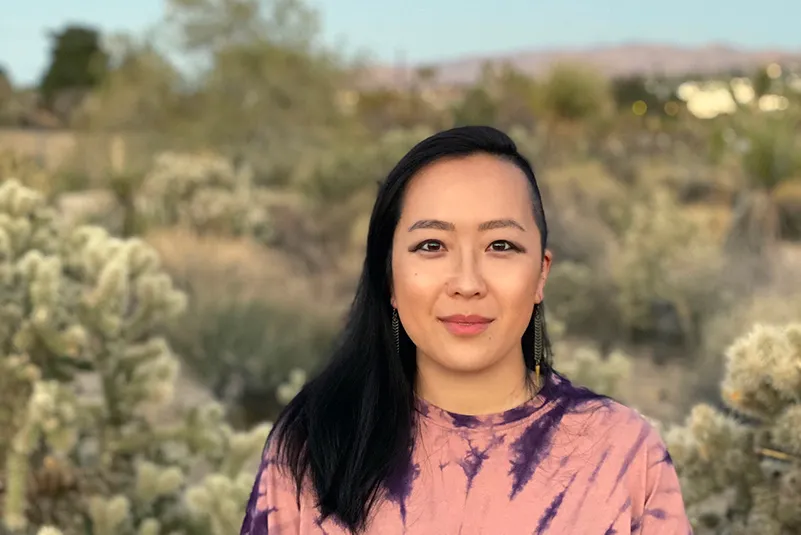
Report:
167,298,339,427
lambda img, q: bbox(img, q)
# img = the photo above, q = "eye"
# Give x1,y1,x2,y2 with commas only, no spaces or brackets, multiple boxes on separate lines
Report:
413,239,445,253
488,240,518,252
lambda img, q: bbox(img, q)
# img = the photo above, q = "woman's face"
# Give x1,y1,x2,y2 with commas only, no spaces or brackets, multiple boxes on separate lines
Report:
390,153,551,376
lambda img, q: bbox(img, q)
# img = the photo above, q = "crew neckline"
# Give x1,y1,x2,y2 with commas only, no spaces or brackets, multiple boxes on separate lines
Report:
413,374,564,431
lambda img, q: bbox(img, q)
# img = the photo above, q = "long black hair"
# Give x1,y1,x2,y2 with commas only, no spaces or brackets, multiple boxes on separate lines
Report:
271,125,557,532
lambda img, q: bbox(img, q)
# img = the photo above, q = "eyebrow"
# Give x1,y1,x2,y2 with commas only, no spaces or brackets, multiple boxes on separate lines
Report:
407,219,526,232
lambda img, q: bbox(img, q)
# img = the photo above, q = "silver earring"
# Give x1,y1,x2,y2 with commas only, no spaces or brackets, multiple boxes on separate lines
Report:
392,309,400,357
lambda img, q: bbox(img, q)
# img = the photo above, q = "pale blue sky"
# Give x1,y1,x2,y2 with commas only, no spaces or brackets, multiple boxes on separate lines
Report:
1,0,798,86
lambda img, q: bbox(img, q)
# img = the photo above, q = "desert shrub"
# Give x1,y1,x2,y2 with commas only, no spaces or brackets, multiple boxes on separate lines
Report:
284,127,432,271
541,161,630,244
546,185,729,354
545,261,623,352
773,179,801,240
135,151,272,243
293,126,432,204
540,62,614,123
555,344,633,400
0,179,270,535
0,151,60,200
168,297,339,427
145,229,345,426
665,322,801,535
611,188,727,349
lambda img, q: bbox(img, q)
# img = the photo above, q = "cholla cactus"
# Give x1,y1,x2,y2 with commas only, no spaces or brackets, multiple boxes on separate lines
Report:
0,151,54,199
664,322,801,535
136,152,272,243
0,179,271,534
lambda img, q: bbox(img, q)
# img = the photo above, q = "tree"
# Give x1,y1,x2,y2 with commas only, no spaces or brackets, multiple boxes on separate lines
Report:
611,75,659,113
39,25,109,108
724,113,801,258
540,62,613,123
158,0,354,178
451,85,498,127
76,38,185,133
0,65,12,101
0,65,14,125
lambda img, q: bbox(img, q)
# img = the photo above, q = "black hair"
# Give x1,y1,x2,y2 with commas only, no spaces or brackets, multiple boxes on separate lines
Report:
270,125,557,532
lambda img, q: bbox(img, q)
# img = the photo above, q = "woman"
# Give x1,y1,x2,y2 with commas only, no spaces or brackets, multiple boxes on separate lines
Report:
240,126,692,534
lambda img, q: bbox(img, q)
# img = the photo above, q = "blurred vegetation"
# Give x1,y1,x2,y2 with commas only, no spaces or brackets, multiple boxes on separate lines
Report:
1,0,801,532
39,26,109,123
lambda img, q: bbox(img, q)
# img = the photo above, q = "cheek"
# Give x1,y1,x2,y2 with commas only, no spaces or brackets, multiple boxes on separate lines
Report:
490,263,540,313
392,259,439,310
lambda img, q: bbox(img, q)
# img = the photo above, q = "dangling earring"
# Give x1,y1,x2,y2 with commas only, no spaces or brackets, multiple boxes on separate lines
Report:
392,308,400,357
534,304,543,384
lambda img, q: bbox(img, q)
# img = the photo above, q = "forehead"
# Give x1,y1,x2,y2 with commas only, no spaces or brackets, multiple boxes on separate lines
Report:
400,153,534,222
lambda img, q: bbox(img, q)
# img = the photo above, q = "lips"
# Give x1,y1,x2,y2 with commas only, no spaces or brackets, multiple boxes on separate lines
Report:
438,314,494,336
438,314,493,324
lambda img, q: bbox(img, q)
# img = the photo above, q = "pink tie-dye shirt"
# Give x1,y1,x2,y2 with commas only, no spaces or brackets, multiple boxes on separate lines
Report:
240,376,693,534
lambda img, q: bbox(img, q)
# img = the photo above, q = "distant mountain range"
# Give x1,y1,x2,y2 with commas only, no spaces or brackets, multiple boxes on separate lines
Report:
362,43,801,88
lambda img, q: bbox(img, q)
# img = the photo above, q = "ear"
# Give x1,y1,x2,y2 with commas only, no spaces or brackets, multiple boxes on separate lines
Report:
535,249,553,304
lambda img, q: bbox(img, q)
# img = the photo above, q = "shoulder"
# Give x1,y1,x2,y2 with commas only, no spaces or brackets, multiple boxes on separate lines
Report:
570,396,678,499
547,375,666,454
571,393,669,463
572,399,691,530
240,424,320,535
546,377,672,485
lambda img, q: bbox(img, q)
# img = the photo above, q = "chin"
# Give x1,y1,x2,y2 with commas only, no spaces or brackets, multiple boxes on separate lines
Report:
429,348,502,374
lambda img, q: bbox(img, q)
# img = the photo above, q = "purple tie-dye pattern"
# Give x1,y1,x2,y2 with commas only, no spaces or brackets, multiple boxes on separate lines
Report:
459,439,490,494
507,397,571,500
534,471,577,534
240,454,274,535
566,445,612,525
543,455,572,484
609,421,651,498
500,402,540,424
449,412,482,428
459,434,505,495
591,447,611,482
241,510,269,535
240,477,260,534
604,496,632,534
648,442,675,468
241,374,692,534
384,458,421,525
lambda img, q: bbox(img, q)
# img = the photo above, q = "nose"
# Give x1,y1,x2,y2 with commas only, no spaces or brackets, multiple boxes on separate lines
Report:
445,249,487,298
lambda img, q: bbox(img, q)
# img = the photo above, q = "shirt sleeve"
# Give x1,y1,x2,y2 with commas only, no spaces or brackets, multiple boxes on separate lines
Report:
239,435,305,535
637,427,694,535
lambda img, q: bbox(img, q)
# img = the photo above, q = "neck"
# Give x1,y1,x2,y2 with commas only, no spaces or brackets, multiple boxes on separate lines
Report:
414,349,534,415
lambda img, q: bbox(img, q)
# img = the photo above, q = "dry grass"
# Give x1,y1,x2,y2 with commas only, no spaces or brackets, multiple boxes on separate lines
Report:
623,356,699,424
0,128,78,170
143,227,347,312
